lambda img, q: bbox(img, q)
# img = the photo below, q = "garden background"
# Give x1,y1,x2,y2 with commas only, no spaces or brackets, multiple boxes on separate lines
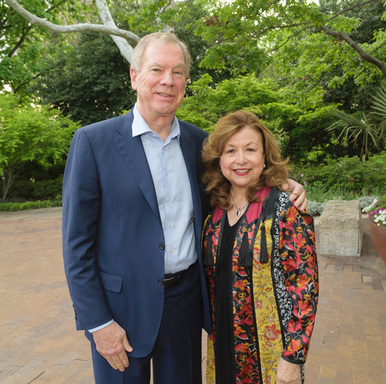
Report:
0,0,385,213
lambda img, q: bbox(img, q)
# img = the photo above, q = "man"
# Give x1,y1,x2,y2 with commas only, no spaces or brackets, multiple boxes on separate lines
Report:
62,32,306,384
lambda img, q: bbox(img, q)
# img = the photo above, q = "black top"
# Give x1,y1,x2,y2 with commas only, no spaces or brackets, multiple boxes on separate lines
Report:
214,214,239,384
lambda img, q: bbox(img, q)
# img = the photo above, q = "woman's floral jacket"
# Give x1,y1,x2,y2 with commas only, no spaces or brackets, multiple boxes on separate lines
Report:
202,187,319,384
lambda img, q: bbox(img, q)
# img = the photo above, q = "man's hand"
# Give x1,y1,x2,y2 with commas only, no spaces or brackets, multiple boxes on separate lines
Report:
276,357,300,384
92,322,133,372
282,179,307,211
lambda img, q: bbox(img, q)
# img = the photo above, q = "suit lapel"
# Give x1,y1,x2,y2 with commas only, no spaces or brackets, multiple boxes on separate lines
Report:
113,112,161,221
180,125,202,231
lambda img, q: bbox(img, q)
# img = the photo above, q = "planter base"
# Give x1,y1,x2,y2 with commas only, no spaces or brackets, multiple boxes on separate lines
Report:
370,221,386,263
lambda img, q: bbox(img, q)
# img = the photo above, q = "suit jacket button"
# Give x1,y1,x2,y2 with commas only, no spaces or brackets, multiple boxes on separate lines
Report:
159,243,165,250
157,280,164,286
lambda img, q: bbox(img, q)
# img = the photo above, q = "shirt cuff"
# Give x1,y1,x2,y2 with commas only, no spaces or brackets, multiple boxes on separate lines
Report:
88,320,114,333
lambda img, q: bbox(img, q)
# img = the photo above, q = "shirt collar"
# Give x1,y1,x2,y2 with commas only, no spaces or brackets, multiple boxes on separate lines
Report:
132,104,181,142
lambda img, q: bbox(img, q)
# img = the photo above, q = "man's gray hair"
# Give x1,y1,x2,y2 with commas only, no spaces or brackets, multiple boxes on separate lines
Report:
131,32,191,77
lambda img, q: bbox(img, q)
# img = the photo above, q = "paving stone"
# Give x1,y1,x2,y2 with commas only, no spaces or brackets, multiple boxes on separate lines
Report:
1,208,386,383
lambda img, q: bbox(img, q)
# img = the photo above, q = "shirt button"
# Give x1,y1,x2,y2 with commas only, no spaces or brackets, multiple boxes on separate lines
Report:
167,196,170,202
168,223,171,228
165,171,168,176
157,280,164,286
170,250,173,254
159,243,165,250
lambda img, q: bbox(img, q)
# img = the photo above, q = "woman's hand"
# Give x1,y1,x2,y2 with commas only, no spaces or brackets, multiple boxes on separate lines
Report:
276,357,300,384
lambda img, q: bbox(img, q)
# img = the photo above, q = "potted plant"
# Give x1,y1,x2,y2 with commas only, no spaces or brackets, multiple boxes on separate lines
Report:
363,196,386,262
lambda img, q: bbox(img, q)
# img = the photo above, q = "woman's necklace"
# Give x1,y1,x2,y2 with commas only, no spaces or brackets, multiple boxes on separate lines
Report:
231,193,248,217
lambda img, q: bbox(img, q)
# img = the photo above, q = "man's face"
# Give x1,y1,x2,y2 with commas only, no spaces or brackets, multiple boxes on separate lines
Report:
130,41,188,124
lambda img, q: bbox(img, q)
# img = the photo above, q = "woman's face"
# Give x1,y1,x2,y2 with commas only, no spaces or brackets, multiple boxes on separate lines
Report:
219,126,265,192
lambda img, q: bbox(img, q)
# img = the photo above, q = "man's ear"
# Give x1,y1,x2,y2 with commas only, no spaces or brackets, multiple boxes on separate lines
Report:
130,68,138,91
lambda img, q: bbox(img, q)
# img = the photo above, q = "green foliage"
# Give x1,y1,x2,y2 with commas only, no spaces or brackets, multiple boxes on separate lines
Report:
177,74,278,130
178,73,342,163
372,85,386,129
260,1,385,114
32,32,136,126
0,93,79,199
0,199,61,212
194,0,269,76
327,86,386,159
291,152,386,196
0,0,94,94
197,0,386,85
289,106,350,164
8,176,63,201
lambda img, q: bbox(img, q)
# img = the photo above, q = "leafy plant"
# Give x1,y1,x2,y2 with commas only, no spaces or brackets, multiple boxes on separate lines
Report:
327,86,386,160
292,152,386,195
0,199,61,212
0,93,79,199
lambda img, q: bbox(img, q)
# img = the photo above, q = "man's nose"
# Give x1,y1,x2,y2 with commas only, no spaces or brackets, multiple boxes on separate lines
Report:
160,71,174,86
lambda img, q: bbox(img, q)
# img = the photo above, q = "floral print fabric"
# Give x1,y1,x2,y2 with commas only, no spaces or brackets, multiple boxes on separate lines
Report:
202,187,318,384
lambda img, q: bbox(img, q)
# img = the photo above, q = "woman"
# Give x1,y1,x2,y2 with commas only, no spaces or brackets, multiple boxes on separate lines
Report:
201,110,318,384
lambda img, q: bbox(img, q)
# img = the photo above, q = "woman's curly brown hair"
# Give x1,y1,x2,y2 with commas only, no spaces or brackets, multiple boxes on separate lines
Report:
202,110,290,210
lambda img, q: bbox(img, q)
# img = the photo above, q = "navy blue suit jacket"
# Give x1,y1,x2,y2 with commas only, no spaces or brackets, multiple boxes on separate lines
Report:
62,110,211,357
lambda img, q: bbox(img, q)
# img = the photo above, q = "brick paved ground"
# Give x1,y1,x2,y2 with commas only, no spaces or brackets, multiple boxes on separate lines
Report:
0,208,385,383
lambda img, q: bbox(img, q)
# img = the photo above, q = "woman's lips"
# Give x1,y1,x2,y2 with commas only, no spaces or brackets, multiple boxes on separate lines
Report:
232,169,251,175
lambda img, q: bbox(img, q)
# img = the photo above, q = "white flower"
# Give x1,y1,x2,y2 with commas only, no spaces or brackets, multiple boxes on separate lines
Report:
362,198,378,213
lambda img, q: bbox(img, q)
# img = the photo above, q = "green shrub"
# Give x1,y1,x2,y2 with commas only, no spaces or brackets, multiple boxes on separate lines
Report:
291,152,386,196
0,200,61,211
7,177,63,201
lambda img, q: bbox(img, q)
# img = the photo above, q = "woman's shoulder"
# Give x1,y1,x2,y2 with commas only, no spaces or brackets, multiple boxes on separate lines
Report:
267,186,291,205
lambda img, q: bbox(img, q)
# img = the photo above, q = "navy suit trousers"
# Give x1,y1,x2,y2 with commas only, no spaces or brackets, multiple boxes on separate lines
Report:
91,262,203,384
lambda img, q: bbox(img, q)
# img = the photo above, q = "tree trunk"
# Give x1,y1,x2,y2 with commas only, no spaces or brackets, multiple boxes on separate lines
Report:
1,167,18,200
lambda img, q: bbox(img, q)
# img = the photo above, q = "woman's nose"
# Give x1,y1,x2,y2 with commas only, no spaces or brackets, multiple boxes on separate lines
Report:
236,151,246,164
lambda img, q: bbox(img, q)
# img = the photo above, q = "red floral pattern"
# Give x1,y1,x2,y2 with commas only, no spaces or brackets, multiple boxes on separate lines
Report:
202,188,318,384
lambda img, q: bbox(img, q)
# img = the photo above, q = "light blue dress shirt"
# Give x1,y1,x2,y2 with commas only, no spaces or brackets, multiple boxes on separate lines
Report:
89,105,197,333
132,105,197,274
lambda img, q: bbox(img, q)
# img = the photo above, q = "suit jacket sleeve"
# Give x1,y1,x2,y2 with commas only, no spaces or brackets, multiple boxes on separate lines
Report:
62,128,113,330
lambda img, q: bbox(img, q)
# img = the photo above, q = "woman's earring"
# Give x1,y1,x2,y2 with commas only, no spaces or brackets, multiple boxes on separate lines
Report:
264,163,266,169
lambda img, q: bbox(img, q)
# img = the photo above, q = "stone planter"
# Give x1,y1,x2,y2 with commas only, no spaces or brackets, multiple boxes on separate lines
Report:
369,221,386,263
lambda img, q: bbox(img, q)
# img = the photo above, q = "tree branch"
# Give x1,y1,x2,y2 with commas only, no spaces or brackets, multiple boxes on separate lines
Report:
12,73,41,94
5,0,140,63
370,41,386,55
327,0,379,22
94,0,135,63
8,23,32,57
321,27,386,77
270,26,313,52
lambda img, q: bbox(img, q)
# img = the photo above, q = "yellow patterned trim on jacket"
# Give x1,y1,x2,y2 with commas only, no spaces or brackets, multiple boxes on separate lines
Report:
253,218,283,384
206,334,216,384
